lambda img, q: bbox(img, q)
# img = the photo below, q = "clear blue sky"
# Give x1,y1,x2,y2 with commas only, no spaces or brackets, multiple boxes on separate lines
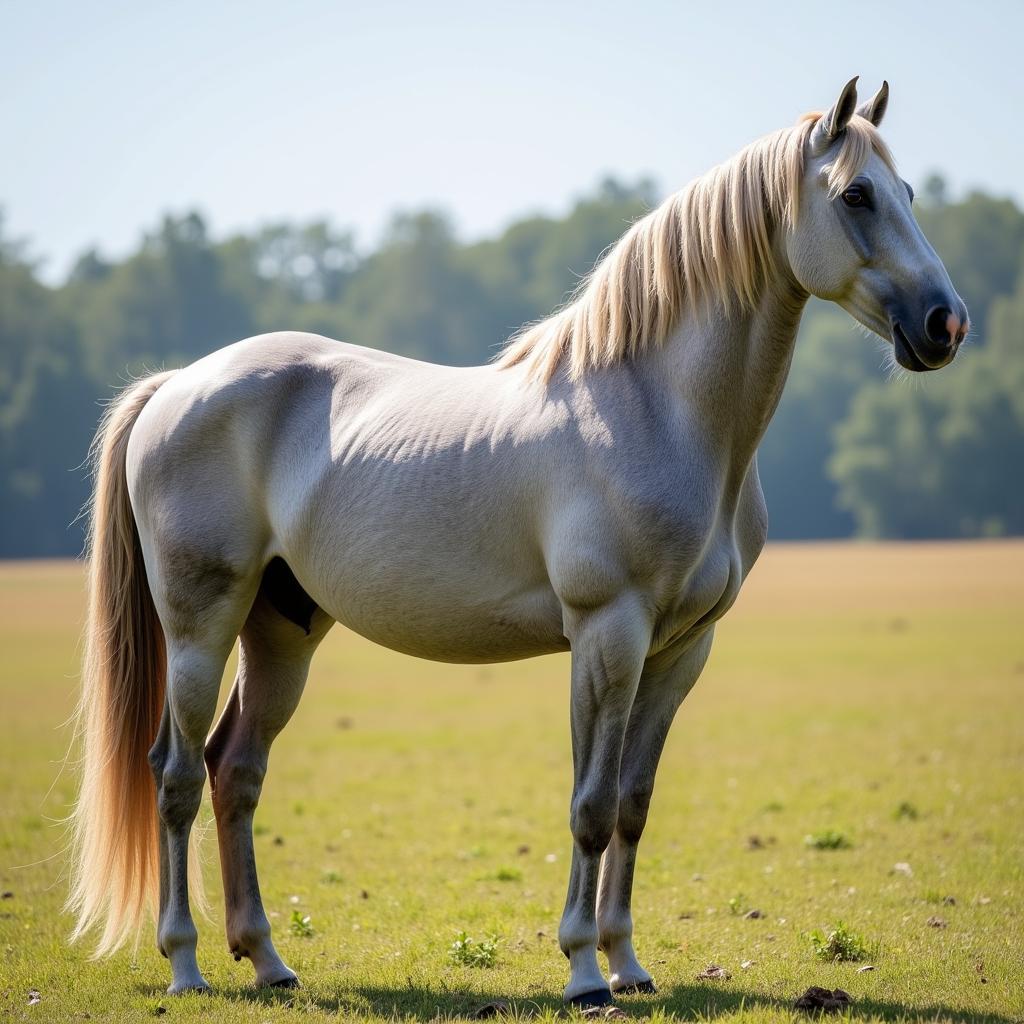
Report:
4,0,1022,281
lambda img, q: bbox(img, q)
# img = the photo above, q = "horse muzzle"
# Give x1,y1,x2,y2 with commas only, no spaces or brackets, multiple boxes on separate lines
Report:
890,300,968,372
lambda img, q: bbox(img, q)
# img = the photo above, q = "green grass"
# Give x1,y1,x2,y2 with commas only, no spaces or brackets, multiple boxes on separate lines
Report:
807,922,874,964
1,542,1022,1023
289,910,315,938
804,830,852,851
449,931,500,969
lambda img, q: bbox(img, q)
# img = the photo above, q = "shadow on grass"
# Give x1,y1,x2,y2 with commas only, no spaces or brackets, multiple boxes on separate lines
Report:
171,980,1018,1023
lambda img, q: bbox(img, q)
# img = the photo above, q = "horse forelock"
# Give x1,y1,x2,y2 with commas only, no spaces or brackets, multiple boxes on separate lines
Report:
496,112,896,382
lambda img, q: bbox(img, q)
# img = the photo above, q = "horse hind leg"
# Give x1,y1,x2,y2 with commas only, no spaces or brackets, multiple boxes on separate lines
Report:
136,522,267,994
204,560,333,987
148,579,258,994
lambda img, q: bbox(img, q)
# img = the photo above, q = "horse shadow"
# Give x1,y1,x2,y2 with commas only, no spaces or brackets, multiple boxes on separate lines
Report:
192,979,1017,1023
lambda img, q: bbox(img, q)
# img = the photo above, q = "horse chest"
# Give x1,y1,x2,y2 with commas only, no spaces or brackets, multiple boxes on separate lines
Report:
648,480,767,653
655,540,742,646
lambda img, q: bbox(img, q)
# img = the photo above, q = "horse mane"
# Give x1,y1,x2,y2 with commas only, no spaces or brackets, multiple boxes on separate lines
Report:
496,113,896,382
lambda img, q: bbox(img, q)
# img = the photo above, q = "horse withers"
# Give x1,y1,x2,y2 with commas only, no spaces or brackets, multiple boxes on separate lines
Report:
68,78,968,1005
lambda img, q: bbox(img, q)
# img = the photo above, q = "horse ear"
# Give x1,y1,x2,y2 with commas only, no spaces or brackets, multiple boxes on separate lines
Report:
822,76,859,138
811,76,859,154
856,80,889,128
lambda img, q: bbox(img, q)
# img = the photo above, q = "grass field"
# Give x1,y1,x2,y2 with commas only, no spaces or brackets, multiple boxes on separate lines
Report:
1,543,1022,1023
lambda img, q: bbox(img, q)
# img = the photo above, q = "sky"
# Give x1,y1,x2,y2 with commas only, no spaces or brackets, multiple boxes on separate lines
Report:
3,0,1023,282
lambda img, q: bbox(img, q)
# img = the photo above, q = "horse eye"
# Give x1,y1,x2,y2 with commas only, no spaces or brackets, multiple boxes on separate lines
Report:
842,187,864,207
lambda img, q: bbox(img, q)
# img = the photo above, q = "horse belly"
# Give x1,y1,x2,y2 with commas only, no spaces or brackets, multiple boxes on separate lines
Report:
319,574,567,663
289,499,568,663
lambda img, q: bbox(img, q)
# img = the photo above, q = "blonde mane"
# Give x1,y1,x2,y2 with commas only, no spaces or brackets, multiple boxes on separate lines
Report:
497,113,896,382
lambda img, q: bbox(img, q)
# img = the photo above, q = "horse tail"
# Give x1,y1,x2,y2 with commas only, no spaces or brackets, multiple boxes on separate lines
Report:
67,370,177,955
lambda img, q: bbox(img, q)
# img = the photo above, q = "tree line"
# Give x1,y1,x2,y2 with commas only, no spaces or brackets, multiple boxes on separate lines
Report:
1,175,1022,557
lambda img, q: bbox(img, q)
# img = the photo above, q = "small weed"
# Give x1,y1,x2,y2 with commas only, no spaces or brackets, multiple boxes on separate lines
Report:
894,801,920,820
493,866,522,882
808,921,873,962
289,910,314,937
762,800,784,813
321,870,343,884
804,829,851,850
728,894,745,915
449,931,499,968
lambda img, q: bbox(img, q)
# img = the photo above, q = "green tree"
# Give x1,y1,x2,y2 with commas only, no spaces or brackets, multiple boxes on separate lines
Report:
336,211,503,364
1,178,1022,557
830,369,1023,539
0,217,95,555
914,186,1024,340
67,212,257,381
759,303,887,538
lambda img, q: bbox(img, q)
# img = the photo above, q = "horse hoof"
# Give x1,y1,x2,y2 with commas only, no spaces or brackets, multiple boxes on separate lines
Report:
265,974,300,989
613,979,657,995
568,988,614,1009
166,980,211,996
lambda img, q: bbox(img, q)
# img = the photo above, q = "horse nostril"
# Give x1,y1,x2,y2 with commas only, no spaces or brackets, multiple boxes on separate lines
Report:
957,304,971,343
925,305,958,347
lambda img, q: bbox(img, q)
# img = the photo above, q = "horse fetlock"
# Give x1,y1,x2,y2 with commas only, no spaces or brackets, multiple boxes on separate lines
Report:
162,924,207,995
227,916,271,958
597,903,652,992
226,918,293,985
558,911,598,959
597,912,633,954
159,918,198,958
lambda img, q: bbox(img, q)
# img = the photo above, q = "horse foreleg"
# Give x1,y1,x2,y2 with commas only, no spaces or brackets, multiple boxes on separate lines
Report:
558,595,650,1007
597,630,714,994
204,588,332,987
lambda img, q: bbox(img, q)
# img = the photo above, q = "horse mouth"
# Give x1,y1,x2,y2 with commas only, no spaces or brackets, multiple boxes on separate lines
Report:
891,321,944,373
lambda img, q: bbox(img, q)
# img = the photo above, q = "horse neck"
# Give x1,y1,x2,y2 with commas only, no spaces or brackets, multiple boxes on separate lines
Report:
643,269,808,472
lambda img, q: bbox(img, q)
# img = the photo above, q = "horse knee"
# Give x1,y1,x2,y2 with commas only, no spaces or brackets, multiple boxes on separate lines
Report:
570,791,617,855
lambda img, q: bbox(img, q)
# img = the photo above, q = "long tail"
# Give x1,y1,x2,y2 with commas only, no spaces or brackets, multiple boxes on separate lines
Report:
67,370,177,955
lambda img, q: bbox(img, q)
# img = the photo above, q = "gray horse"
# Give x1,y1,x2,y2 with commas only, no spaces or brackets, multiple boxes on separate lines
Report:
68,78,967,1006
